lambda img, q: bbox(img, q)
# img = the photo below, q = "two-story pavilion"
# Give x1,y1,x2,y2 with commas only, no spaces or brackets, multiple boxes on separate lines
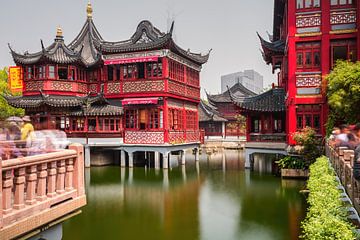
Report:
258,0,359,144
6,3,210,168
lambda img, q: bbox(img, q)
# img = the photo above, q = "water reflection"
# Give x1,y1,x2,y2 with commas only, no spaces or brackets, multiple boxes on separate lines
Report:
63,149,306,240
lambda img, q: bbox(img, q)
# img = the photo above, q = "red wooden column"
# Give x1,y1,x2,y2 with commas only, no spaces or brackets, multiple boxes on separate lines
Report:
164,98,169,143
321,0,331,137
183,103,187,142
287,0,297,145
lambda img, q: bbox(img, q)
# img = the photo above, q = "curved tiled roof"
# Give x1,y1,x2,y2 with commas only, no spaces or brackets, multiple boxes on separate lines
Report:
199,100,227,122
229,87,286,112
5,93,108,108
257,33,285,65
10,15,210,66
98,20,210,65
9,35,83,66
70,104,123,116
67,18,103,67
5,93,123,116
207,82,256,104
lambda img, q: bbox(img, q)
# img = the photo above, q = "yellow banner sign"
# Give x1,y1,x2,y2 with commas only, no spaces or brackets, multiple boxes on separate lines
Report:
8,66,23,93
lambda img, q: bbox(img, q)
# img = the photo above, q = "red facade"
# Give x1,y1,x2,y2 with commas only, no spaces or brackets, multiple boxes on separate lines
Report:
7,4,210,145
260,0,359,144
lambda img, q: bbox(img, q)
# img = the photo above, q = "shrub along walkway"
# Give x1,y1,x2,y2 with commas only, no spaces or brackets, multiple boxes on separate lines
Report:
301,156,358,240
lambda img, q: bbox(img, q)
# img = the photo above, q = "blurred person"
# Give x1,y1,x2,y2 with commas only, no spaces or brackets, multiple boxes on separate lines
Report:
8,122,21,140
21,116,35,141
329,127,340,141
353,124,360,141
338,133,358,150
336,124,350,142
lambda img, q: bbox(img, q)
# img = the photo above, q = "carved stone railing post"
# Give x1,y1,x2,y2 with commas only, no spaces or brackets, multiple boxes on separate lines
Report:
47,161,57,198
56,160,66,194
13,167,26,209
69,144,85,197
2,170,13,214
26,165,37,205
36,163,47,201
65,159,74,191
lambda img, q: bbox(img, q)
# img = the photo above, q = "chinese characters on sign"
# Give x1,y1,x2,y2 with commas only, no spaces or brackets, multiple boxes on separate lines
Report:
8,66,23,93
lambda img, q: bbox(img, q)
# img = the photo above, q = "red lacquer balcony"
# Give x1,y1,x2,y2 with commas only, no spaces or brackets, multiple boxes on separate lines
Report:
24,79,88,96
124,130,201,145
0,143,86,239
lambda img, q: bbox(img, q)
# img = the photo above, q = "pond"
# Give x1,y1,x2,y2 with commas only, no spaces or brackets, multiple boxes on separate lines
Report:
63,150,306,240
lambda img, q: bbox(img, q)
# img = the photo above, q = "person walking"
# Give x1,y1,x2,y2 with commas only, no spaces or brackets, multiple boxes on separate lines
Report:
21,116,35,141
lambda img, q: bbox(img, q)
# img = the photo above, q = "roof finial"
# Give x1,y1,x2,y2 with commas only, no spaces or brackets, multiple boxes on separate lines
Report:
87,1,93,19
56,26,63,38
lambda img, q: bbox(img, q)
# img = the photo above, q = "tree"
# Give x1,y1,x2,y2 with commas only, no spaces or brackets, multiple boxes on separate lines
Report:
0,67,24,120
327,61,360,124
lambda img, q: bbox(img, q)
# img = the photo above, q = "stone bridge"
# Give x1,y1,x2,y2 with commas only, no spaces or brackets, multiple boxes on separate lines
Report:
0,143,86,239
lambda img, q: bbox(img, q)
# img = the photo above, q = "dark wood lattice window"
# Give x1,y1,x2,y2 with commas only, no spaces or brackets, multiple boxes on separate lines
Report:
296,42,321,70
146,60,163,78
125,109,138,129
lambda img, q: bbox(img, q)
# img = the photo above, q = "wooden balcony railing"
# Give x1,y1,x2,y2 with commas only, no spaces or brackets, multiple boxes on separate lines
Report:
0,143,86,239
249,133,286,142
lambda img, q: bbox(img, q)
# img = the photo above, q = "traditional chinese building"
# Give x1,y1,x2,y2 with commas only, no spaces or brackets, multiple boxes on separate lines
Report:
198,100,227,138
206,82,256,138
6,3,210,168
229,87,288,168
257,0,359,144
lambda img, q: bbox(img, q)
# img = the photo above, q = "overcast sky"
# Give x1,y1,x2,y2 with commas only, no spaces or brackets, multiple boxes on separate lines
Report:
0,0,275,96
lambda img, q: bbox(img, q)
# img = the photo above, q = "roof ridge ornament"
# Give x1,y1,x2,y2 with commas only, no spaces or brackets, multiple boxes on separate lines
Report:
55,26,64,41
56,26,63,37
87,2,93,19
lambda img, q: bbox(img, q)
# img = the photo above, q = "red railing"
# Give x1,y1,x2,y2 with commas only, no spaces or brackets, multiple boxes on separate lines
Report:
124,130,165,144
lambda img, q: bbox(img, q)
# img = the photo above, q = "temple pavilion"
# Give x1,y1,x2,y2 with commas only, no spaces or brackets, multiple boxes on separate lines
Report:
205,83,256,138
6,3,210,168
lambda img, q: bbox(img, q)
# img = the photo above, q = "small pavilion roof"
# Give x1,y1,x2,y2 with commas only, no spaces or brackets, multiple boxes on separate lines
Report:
9,28,87,66
70,104,124,116
199,100,227,122
257,33,285,65
5,93,123,116
229,87,285,112
207,82,256,104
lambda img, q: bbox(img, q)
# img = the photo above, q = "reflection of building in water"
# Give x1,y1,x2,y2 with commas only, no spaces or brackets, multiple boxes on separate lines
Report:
239,176,305,240
205,150,245,171
123,177,203,239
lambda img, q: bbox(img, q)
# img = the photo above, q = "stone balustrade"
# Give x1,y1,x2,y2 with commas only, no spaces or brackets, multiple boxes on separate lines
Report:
0,143,86,239
326,142,360,213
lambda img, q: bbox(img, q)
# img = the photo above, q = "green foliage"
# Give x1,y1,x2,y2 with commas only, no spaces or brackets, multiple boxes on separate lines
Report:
276,156,305,169
227,114,246,132
327,60,360,124
301,156,356,240
0,67,24,120
293,127,322,167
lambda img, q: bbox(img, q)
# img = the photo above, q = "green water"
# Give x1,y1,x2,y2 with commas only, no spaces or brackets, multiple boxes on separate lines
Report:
63,150,306,240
